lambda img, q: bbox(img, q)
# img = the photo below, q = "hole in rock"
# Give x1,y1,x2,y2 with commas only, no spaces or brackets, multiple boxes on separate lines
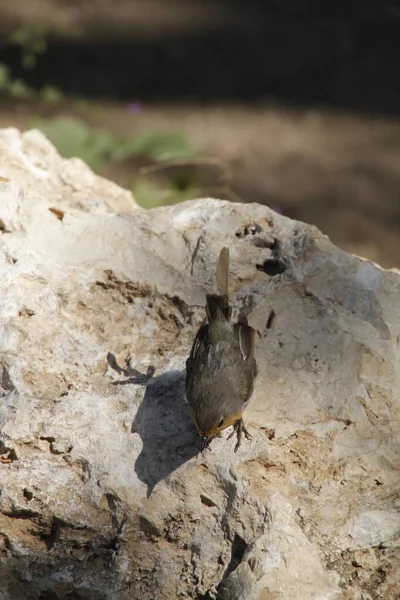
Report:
266,310,276,329
251,236,274,248
23,489,33,501
105,492,121,529
0,219,11,233
256,238,289,276
18,307,36,317
218,533,248,587
256,259,286,276
0,441,18,462
1,365,16,391
236,223,264,237
200,494,218,508
40,516,62,550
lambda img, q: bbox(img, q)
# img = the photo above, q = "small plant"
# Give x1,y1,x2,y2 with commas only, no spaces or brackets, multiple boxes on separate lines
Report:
33,116,192,166
0,63,34,99
133,175,200,209
33,116,117,170
0,26,63,103
113,131,192,162
8,25,48,69
32,115,195,208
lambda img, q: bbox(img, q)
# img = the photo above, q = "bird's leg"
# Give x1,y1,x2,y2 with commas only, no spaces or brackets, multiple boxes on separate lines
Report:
227,427,236,441
227,419,252,452
241,420,252,441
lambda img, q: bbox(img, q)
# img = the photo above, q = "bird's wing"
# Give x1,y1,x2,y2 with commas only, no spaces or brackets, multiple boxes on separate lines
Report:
186,321,210,398
186,321,209,374
234,313,256,364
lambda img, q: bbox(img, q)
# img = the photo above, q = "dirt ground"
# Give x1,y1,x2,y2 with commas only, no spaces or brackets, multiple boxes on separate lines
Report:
2,100,400,269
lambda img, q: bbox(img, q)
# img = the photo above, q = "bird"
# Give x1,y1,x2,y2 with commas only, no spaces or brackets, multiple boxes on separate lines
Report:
186,247,257,453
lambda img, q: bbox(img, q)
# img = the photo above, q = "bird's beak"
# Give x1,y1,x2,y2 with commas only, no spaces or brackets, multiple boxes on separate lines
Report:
201,436,209,453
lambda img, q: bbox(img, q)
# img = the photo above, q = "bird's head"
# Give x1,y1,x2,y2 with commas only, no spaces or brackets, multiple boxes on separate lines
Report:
190,404,242,452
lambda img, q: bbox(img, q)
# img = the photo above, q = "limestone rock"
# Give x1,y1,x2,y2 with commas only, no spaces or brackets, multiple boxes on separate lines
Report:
0,128,137,215
0,128,399,599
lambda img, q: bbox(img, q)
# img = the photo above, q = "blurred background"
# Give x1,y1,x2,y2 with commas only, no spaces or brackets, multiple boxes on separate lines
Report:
1,0,400,267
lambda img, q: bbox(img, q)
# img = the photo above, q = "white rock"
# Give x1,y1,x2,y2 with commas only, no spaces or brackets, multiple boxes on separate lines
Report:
0,128,399,599
342,509,400,550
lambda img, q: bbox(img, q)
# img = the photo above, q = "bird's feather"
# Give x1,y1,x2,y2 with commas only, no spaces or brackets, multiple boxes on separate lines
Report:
234,313,256,364
216,247,230,296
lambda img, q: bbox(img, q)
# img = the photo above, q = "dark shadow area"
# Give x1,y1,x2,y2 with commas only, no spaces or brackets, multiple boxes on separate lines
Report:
219,534,248,582
1,0,400,115
132,369,201,497
107,354,201,497
0,553,116,600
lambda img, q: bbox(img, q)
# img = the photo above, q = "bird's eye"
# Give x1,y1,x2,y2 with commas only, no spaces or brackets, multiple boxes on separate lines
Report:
218,418,224,428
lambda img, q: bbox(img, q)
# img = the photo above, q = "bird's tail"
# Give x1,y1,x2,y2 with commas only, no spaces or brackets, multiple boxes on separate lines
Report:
205,247,231,322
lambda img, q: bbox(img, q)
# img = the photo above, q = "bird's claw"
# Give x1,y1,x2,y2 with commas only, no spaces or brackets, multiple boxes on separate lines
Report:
242,421,252,441
228,419,252,453
226,429,235,441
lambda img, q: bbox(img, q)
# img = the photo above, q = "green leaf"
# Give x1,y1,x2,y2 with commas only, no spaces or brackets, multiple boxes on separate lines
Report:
34,116,192,179
7,79,34,99
133,176,199,209
8,27,30,46
112,131,192,162
40,85,64,104
0,63,11,90
37,116,91,156
35,116,118,170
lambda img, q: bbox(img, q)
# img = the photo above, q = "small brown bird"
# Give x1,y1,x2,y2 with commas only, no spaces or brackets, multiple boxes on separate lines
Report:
186,247,257,452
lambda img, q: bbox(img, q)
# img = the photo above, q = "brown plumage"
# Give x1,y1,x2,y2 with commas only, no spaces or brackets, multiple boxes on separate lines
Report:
186,247,257,452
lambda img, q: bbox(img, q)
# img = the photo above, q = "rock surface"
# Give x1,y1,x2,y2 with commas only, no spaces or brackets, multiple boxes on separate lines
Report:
0,127,399,599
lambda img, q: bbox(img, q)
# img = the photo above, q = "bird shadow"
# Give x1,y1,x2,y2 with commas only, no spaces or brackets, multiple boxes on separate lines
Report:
107,353,201,497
